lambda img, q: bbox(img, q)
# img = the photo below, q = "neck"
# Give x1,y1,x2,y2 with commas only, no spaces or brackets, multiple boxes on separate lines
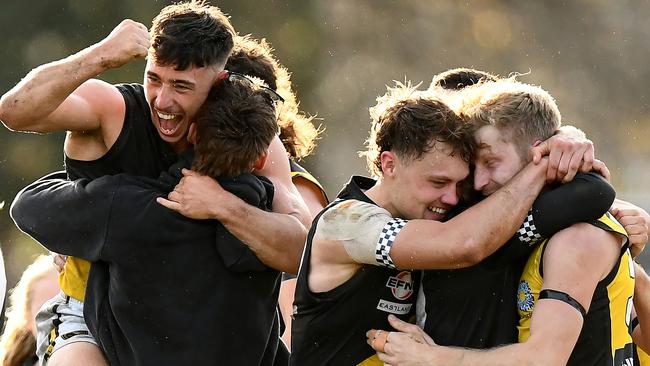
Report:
170,139,190,154
365,179,399,217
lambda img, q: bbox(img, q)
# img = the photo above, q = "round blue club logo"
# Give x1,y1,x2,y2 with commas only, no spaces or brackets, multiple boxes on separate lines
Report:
517,280,534,312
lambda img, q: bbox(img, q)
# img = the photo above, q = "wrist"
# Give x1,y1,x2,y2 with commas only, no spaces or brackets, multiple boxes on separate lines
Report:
209,190,243,222
84,42,118,73
437,346,463,365
517,162,547,193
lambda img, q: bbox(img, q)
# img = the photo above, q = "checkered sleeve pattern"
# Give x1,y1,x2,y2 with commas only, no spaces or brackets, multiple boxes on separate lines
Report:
375,218,408,268
516,210,543,246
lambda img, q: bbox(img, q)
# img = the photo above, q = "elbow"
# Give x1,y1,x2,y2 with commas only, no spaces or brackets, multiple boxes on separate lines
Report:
0,96,38,132
9,195,32,233
454,238,488,267
0,102,26,131
587,172,616,215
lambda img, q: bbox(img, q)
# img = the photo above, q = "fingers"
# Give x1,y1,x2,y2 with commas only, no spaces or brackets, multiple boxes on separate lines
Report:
52,253,67,273
387,314,412,331
580,142,595,172
377,351,392,364
181,168,199,177
156,197,181,211
556,150,577,182
562,147,587,182
591,159,611,181
366,329,378,342
530,141,550,164
546,146,562,182
367,329,390,354
615,210,649,229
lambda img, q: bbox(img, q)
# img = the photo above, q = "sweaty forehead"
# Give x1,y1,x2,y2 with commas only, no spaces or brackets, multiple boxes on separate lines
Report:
476,126,514,154
422,152,469,181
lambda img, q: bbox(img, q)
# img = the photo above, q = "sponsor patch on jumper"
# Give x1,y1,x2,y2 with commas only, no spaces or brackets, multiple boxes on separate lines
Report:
517,280,534,313
386,271,414,300
377,299,412,315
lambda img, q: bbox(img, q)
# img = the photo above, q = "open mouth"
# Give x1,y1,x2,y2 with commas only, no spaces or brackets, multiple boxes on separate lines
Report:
155,109,182,136
428,206,447,215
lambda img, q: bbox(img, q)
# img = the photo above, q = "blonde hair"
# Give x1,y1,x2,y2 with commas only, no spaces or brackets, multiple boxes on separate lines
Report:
0,255,57,366
455,79,561,160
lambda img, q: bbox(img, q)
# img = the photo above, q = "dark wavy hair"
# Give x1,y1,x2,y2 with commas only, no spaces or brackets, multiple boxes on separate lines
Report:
363,82,475,176
430,68,498,91
149,0,235,70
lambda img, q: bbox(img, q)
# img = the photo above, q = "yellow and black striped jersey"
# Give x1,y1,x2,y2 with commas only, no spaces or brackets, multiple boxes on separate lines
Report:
517,213,635,366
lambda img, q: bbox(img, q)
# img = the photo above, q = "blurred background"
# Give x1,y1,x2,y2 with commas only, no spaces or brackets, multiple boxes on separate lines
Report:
1,0,649,292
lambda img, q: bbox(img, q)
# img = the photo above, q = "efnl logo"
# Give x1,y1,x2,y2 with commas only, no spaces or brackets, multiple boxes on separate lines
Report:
378,271,414,315
386,271,414,300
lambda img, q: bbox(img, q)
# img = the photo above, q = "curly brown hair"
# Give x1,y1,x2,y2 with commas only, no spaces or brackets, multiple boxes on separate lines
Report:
362,82,475,177
225,35,321,159
149,0,235,70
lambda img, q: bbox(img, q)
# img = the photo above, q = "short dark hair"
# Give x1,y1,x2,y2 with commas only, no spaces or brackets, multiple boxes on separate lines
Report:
430,68,498,91
225,35,321,159
363,82,475,176
150,0,235,70
192,76,278,177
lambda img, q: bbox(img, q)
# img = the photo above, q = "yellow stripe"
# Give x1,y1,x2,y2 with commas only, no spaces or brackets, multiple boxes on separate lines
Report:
596,212,628,238
291,171,325,192
58,257,90,302
639,346,650,365
357,354,384,366
607,250,635,359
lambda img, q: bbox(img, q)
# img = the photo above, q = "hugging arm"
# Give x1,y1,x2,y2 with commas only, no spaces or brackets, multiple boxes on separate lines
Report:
11,171,117,261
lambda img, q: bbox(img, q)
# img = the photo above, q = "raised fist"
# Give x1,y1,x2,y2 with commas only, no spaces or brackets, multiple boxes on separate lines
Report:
95,19,150,69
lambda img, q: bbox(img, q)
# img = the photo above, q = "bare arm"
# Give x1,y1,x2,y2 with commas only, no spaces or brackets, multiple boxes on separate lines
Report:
633,262,650,352
373,223,621,366
389,160,547,269
158,136,310,274
611,198,650,258
0,19,148,134
279,175,327,348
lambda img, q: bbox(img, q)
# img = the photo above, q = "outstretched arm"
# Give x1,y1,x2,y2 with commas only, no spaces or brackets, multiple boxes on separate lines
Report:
11,172,118,261
388,160,548,270
158,136,310,274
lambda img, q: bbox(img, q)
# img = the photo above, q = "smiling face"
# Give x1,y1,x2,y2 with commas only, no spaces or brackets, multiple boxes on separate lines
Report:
384,141,470,221
144,59,223,152
473,125,526,196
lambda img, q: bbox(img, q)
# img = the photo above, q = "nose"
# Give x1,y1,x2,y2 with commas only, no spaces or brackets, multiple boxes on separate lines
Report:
441,184,459,207
154,85,174,110
474,166,489,192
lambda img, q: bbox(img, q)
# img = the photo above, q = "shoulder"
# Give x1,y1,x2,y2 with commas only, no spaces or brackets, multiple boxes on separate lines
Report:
543,222,621,278
315,200,393,240
257,136,292,183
